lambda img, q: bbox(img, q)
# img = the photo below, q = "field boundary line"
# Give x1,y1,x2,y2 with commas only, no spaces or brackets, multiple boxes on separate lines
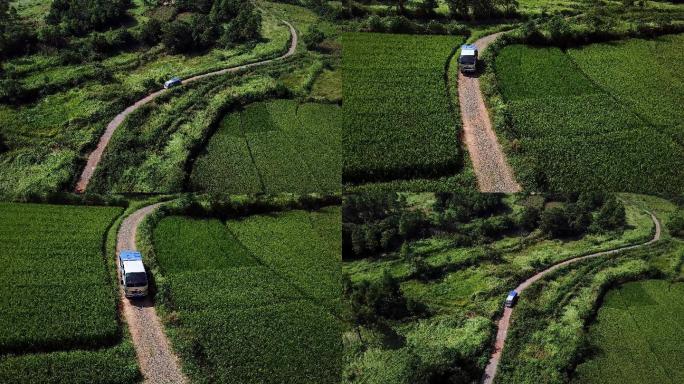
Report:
481,210,661,384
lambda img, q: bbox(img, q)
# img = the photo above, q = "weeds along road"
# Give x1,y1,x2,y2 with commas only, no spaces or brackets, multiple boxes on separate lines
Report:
481,210,662,384
86,21,298,383
458,32,521,193
74,20,298,193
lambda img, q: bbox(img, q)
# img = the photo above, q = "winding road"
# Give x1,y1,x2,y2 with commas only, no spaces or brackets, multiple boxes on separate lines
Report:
83,21,299,383
458,32,521,193
74,20,298,193
481,210,662,384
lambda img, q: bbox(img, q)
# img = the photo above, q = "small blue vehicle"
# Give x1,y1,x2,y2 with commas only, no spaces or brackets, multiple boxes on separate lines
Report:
164,77,182,89
505,290,519,308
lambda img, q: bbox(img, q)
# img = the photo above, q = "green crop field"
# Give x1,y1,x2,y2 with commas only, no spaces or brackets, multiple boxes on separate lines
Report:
572,280,684,384
190,99,341,194
494,34,684,195
152,207,341,384
342,33,464,184
0,202,140,383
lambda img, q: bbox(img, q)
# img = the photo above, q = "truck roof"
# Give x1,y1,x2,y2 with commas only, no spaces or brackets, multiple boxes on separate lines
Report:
123,260,146,273
119,250,142,261
461,48,477,57
507,290,518,298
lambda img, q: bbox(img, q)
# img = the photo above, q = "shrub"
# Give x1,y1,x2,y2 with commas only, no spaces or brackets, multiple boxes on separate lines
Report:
667,210,684,239
304,24,326,50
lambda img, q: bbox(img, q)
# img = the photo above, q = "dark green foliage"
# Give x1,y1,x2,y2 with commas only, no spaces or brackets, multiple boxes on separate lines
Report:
667,210,684,239
46,0,132,35
348,271,424,327
540,205,591,238
209,0,242,22
304,24,326,50
222,5,261,45
444,0,518,19
139,18,162,46
519,206,541,231
595,197,626,231
0,1,36,58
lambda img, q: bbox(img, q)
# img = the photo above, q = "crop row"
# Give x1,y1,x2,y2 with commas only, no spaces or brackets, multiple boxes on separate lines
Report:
342,33,463,184
0,203,122,354
191,99,341,194
152,207,342,384
494,42,684,195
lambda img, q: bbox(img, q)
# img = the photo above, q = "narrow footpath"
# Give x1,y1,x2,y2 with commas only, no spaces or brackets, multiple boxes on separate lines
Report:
481,210,661,384
75,20,298,193
458,32,521,193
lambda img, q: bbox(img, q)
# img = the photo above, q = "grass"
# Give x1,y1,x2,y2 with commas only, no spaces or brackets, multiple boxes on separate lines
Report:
191,99,341,195
0,2,299,199
494,35,684,195
342,194,662,382
0,202,141,383
152,207,342,384
342,33,465,184
572,280,684,384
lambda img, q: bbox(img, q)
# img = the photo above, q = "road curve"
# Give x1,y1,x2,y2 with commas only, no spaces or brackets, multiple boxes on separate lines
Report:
74,21,298,193
116,202,188,384
458,32,521,193
481,210,661,384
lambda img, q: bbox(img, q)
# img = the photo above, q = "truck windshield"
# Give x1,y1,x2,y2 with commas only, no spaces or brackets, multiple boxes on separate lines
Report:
460,55,476,65
125,272,147,287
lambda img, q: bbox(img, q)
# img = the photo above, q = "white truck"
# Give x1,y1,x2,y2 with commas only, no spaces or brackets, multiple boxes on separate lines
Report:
459,44,478,73
164,77,182,89
118,250,148,298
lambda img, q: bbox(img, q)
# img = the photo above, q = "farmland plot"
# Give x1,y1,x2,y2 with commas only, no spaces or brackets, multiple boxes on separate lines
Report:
152,207,342,384
190,99,341,194
573,280,684,384
342,33,464,184
0,202,140,383
494,36,684,195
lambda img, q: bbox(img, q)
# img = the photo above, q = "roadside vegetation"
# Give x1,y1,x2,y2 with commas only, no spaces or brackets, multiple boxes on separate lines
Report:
138,194,342,384
341,191,661,383
0,201,141,383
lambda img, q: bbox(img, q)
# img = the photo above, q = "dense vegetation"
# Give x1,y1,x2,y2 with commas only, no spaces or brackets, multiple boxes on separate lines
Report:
0,0,296,199
0,202,140,383
572,280,684,384
191,99,341,194
342,33,464,184
148,202,342,383
342,191,653,383
493,34,684,196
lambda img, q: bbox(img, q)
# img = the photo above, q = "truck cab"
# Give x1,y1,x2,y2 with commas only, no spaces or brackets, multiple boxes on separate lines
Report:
459,44,478,73
164,77,182,89
505,290,518,308
118,250,148,298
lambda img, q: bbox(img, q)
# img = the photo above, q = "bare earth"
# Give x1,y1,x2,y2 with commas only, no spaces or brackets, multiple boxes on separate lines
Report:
458,32,521,193
116,203,188,384
481,211,661,384
74,21,298,193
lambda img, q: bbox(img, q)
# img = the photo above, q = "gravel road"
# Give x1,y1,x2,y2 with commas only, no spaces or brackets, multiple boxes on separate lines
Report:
116,203,187,384
481,210,661,384
458,32,521,193
74,20,298,193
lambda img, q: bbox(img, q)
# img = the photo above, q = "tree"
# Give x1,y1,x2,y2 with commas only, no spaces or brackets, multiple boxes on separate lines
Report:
519,206,540,232
595,198,626,231
0,133,7,153
222,6,261,45
162,20,194,53
140,18,162,46
210,0,241,22
667,211,684,239
46,0,133,35
303,24,326,51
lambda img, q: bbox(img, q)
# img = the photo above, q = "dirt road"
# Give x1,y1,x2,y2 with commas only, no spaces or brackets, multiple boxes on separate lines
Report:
74,21,298,193
116,203,187,384
458,32,521,193
481,210,661,384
